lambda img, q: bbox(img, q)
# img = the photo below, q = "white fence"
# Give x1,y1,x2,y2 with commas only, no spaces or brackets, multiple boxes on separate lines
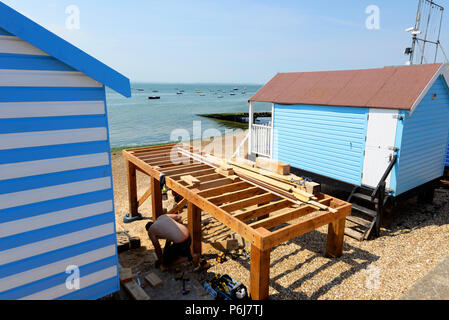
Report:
251,124,272,157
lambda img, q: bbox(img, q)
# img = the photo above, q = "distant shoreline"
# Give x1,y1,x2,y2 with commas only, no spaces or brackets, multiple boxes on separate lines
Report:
110,130,249,153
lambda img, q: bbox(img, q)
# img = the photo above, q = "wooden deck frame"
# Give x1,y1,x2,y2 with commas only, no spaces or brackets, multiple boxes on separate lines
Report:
122,144,352,300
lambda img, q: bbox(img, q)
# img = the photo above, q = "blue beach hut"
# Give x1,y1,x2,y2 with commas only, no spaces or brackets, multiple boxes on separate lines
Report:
246,63,449,239
0,3,130,299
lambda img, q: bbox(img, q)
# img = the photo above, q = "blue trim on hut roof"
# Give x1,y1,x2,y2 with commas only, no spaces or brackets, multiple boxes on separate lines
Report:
0,2,131,97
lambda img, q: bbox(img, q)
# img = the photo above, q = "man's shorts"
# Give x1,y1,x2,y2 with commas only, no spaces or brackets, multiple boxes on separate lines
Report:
162,236,193,266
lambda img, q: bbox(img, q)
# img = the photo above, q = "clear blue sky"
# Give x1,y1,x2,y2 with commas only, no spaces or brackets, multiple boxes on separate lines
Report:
3,0,449,84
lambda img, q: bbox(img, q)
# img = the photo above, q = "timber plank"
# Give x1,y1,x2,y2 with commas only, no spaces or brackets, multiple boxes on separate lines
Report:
208,187,264,205
262,204,352,250
138,187,152,207
163,164,210,176
123,280,151,300
233,199,293,222
145,273,163,288
220,193,279,212
170,168,216,181
197,181,251,198
198,178,238,191
249,198,332,230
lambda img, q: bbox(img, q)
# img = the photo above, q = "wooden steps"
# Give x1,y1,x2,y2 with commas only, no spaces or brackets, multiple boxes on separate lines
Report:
344,188,380,241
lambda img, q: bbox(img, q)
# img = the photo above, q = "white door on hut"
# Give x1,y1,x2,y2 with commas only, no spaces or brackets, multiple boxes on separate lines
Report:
361,109,399,189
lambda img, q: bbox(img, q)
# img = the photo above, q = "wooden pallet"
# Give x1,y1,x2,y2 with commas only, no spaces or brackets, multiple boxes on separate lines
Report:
122,144,352,300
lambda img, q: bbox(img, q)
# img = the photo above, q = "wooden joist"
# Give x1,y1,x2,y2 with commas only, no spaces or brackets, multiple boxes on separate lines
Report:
207,186,264,205
233,199,293,222
220,193,279,212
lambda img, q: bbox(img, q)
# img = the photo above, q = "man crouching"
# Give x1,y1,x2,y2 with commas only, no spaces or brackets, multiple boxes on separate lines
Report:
145,214,193,269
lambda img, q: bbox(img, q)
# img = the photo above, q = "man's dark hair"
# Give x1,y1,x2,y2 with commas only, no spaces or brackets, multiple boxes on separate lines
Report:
145,221,153,231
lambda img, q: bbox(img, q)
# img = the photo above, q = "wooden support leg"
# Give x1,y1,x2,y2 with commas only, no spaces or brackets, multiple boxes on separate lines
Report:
250,246,270,300
127,161,138,217
151,177,163,221
187,202,202,258
326,217,346,258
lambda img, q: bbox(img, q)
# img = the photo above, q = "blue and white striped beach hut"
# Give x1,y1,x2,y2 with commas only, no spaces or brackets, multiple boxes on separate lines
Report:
0,3,130,300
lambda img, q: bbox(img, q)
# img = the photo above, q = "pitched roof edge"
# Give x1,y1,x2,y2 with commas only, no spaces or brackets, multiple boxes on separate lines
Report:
409,64,448,116
0,2,131,98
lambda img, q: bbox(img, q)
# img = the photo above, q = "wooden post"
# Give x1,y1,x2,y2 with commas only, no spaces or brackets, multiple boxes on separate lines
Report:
187,202,202,257
250,245,270,300
127,160,138,217
151,177,163,221
325,217,346,258
248,101,254,157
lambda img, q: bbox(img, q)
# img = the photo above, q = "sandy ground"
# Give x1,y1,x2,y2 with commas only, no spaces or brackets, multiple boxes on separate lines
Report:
112,135,449,300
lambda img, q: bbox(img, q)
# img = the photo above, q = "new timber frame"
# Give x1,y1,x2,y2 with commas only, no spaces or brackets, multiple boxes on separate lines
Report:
122,144,352,300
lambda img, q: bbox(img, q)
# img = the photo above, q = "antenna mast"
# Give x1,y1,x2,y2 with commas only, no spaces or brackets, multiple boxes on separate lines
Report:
405,0,447,65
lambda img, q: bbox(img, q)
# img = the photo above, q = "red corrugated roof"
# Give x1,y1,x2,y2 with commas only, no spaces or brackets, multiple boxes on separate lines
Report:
250,64,445,110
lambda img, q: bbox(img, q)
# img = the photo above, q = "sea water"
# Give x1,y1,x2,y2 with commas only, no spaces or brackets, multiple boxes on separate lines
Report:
106,83,269,148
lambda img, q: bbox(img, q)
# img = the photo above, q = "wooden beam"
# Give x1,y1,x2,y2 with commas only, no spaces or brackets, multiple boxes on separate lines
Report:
196,173,223,182
147,158,191,167
139,151,173,159
220,193,279,212
138,186,152,207
208,187,264,205
250,228,271,300
126,143,178,153
127,160,138,216
167,198,187,215
325,217,346,258
162,164,210,176
197,181,251,198
198,178,237,191
170,168,216,181
262,204,351,250
233,199,293,222
151,177,163,221
249,198,332,230
188,202,202,256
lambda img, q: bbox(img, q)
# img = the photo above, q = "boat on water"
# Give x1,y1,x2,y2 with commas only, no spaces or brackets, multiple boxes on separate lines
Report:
230,93,236,96
217,95,224,98
152,90,159,93
148,96,161,100
177,91,183,95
